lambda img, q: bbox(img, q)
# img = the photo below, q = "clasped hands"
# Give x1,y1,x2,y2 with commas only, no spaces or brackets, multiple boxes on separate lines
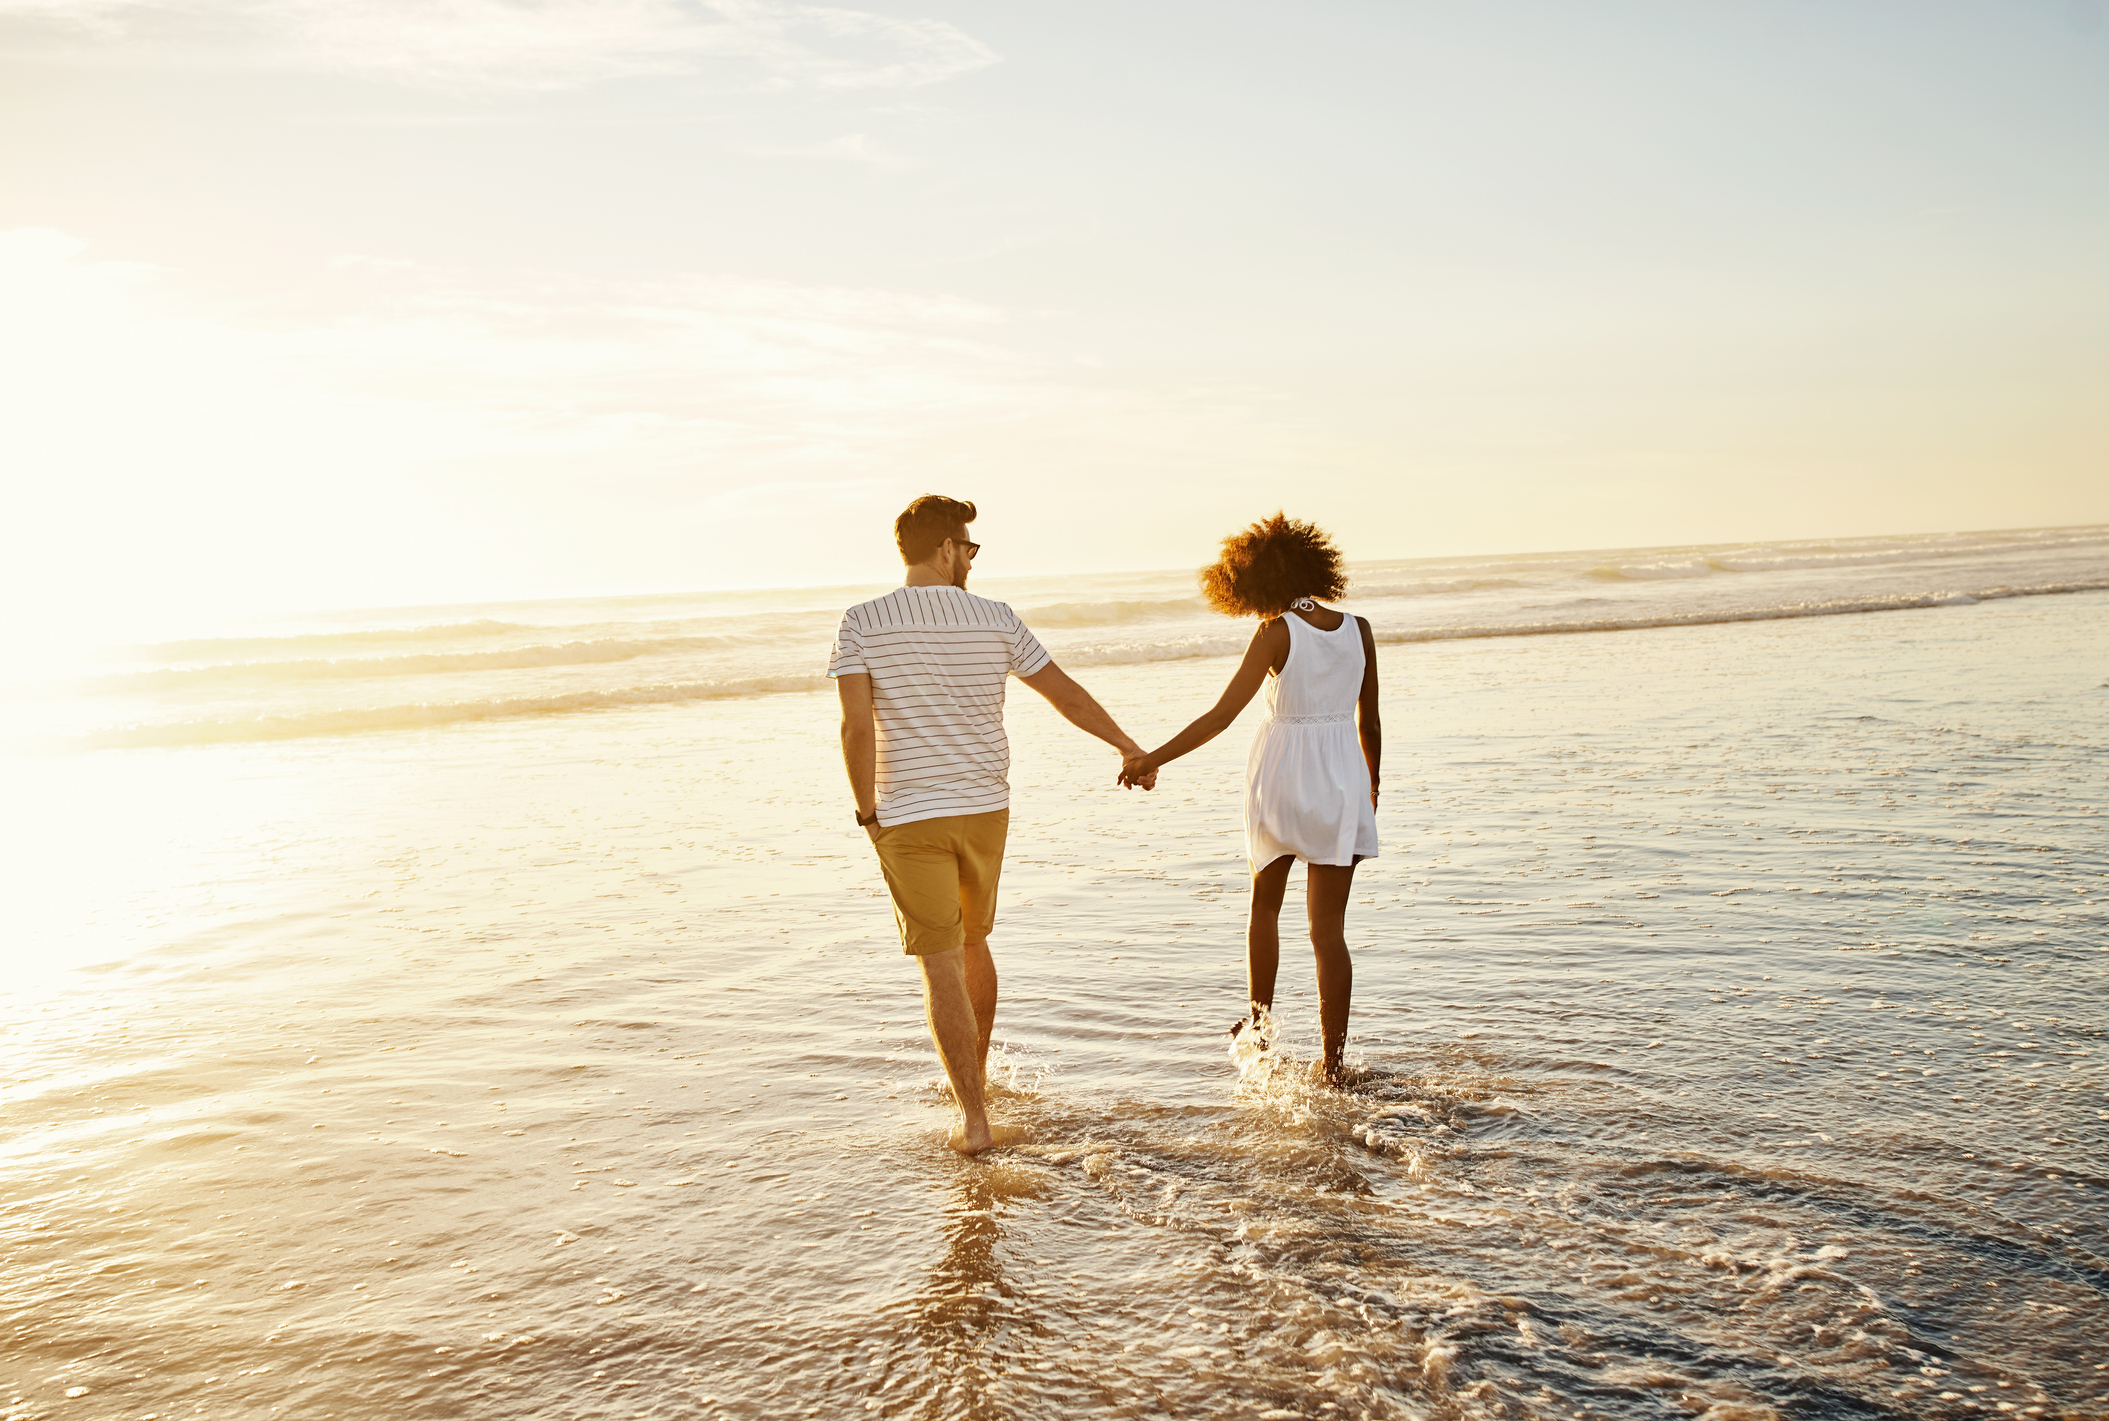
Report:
1117,748,1158,791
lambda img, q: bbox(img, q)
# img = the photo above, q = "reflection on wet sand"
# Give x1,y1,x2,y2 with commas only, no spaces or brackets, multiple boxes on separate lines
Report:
898,1170,1049,1418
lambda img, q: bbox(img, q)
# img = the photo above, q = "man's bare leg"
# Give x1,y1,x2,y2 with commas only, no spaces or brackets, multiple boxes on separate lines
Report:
918,946,995,1155
964,939,998,1084
1306,862,1358,1083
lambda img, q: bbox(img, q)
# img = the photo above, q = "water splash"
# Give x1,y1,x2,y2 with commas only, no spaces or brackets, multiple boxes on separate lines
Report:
1226,1004,1280,1085
984,1040,1047,1099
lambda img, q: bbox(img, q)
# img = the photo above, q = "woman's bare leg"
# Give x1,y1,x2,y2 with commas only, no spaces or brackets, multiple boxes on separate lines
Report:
1245,855,1294,1026
1306,862,1358,1082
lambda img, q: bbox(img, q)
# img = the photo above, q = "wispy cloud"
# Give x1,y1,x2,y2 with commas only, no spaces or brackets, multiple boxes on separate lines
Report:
732,132,917,168
2,227,1047,476
0,227,1102,617
0,0,999,91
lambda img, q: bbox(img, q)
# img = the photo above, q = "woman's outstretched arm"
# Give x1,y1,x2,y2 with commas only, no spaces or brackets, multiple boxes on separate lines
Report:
1355,615,1381,807
1119,619,1288,785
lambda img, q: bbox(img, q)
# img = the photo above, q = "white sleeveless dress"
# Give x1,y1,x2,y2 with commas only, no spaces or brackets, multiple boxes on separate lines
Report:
1244,611,1380,869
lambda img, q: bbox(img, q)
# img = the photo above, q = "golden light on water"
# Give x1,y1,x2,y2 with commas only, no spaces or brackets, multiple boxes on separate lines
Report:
3,5,2106,1417
4,590,2104,1416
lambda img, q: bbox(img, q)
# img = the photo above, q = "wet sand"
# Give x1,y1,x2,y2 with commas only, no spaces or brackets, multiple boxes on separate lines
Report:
3,590,2105,1420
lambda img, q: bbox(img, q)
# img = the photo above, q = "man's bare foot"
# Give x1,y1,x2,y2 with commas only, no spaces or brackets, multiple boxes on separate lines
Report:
947,1120,1026,1155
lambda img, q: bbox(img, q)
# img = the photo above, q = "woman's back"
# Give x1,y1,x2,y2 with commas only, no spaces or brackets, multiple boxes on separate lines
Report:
1265,610,1365,720
1247,608,1376,871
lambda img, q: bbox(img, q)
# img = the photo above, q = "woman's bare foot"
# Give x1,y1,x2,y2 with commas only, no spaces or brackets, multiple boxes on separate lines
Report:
1317,1058,1361,1088
1229,1004,1276,1046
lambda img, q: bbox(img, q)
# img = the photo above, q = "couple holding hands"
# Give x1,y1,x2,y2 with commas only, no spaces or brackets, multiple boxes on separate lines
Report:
830,496,1381,1154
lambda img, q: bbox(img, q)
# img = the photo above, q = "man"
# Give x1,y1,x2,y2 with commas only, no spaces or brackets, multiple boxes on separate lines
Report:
829,495,1153,1155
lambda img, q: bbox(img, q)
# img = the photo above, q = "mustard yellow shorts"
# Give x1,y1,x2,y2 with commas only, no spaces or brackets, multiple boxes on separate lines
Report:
870,809,1009,956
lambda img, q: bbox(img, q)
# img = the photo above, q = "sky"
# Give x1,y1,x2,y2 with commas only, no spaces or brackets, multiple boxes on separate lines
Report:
2,0,2106,630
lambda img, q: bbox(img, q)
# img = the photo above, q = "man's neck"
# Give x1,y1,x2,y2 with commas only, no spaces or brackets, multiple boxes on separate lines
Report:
903,567,958,588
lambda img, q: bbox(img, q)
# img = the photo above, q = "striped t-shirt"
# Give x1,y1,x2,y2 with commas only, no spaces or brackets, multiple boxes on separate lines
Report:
826,585,1053,828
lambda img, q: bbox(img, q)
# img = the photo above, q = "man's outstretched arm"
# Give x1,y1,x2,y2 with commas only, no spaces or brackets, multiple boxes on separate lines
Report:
1018,662,1152,784
837,672,880,834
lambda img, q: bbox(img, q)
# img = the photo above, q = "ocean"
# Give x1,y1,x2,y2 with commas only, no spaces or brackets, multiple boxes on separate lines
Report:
2,524,2104,1420
8,523,2106,753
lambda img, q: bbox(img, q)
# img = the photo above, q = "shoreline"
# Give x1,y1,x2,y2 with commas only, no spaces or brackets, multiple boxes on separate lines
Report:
32,578,2109,754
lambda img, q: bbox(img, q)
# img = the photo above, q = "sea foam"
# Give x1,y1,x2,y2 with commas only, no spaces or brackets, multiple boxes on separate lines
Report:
29,523,2107,749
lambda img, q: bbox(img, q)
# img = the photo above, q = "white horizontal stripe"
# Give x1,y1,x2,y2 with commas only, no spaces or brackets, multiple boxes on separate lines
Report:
827,585,1051,824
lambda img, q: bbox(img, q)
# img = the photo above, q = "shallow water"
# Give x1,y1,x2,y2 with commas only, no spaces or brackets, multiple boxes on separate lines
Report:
3,591,2105,1420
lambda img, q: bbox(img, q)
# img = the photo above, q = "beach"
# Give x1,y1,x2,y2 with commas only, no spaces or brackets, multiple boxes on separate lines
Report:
2,532,2106,1420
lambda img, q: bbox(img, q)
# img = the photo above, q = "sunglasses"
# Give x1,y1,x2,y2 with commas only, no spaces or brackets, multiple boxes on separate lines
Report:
957,540,982,559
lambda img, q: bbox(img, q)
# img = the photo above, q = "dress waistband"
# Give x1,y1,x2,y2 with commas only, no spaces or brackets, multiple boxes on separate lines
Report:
1268,712,1351,725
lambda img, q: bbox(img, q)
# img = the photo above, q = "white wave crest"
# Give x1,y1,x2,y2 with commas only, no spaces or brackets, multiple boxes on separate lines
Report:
1347,577,1528,599
1369,580,2107,646
1591,559,1716,581
79,633,752,692
130,618,530,662
71,675,829,750
1019,598,1204,627
1053,635,1251,667
1709,533,2109,573
1710,548,1938,573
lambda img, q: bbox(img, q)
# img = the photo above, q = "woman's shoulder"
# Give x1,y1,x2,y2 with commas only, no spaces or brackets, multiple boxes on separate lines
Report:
1250,615,1292,671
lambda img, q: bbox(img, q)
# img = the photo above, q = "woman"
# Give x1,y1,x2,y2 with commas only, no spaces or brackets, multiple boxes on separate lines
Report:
1121,514,1380,1084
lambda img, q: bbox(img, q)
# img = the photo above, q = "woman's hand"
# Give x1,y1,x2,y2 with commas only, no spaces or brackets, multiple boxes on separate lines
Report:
1119,750,1158,790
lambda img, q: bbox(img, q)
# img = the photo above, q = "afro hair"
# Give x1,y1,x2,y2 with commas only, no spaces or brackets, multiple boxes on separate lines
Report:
1198,513,1347,618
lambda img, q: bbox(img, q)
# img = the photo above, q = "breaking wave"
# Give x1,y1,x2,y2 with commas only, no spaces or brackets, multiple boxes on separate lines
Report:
34,523,2106,751
1591,559,1716,581
63,580,2109,749
1346,576,1528,599
79,633,753,693
1016,598,1206,626
70,676,829,750
128,618,532,662
1371,580,2109,645
1586,528,2109,583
